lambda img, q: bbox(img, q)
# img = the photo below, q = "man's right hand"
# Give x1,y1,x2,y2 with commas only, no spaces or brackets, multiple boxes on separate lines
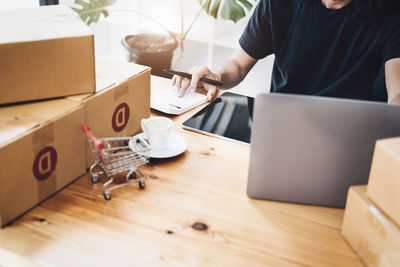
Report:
171,48,258,101
171,66,221,101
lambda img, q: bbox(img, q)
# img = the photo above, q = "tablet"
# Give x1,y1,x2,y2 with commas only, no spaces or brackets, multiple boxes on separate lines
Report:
182,92,253,144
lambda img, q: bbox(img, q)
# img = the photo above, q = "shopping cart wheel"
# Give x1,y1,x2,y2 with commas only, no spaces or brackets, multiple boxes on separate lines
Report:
129,172,136,179
139,180,145,189
103,191,111,200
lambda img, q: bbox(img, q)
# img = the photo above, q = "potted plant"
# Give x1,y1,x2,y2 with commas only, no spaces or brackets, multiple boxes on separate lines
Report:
72,0,258,77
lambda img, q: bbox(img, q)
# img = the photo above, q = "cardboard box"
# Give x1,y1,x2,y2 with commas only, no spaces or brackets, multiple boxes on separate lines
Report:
0,98,86,227
379,251,400,267
367,138,400,228
68,57,151,168
342,186,400,267
0,5,95,105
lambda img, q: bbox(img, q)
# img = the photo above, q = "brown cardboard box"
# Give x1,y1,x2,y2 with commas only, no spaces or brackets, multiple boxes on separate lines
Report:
367,138,400,228
0,98,86,227
68,57,151,168
0,5,95,105
342,186,400,267
379,251,400,267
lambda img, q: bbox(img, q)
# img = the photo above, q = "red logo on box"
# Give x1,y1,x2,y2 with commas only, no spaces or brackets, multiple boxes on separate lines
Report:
112,103,130,132
33,146,57,181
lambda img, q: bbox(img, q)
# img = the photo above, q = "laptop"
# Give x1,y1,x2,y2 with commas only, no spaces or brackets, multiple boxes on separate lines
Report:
247,93,400,208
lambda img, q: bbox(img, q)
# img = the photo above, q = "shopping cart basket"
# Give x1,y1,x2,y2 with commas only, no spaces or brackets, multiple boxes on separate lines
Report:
82,124,150,200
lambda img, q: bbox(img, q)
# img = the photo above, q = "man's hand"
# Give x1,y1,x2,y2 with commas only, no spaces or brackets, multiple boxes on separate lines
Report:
171,48,258,101
172,66,221,101
386,57,400,104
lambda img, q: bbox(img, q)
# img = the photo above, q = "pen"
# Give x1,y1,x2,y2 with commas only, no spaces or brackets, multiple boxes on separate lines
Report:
164,69,223,87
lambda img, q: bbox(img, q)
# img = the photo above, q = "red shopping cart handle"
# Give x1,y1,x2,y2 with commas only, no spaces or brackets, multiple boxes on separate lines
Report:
81,124,106,151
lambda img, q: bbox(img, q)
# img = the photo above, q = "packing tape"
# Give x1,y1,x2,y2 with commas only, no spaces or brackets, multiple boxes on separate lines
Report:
368,204,400,243
32,123,54,153
31,122,58,201
369,204,385,223
95,76,118,93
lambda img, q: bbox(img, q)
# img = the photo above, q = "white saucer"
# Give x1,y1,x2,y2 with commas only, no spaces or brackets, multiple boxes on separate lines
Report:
129,132,187,158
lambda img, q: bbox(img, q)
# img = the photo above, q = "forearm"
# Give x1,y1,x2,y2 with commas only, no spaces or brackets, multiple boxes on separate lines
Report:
216,48,257,89
385,58,400,104
388,93,400,104
216,59,247,89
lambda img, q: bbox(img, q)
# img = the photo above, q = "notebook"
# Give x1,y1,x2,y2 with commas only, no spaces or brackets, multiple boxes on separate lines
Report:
151,86,208,115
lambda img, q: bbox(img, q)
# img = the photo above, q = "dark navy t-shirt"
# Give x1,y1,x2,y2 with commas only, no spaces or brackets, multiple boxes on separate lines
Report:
239,0,400,101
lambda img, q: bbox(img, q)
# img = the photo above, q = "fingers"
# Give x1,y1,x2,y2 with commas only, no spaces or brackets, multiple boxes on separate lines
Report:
171,66,198,97
172,74,189,97
179,78,191,97
189,66,210,93
173,75,183,90
179,66,201,96
171,75,177,86
206,87,217,101
170,66,219,99
172,76,191,97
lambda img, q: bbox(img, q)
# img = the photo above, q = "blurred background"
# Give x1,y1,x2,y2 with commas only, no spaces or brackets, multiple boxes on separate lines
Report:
1,0,274,97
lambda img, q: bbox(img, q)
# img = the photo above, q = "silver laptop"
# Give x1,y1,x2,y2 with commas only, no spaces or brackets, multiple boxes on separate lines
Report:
247,93,400,208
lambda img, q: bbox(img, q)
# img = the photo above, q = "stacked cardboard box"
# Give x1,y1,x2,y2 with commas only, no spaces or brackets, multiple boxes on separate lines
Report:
380,251,400,267
69,57,150,168
342,137,400,267
0,5,95,105
367,138,400,227
0,6,151,227
0,98,86,226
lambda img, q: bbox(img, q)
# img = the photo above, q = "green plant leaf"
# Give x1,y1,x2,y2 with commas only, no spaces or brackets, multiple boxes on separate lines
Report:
199,0,258,23
238,0,253,11
221,1,245,22
199,0,212,13
210,0,221,18
71,0,116,25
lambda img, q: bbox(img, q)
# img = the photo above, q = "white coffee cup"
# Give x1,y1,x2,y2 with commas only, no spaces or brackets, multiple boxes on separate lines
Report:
141,117,173,151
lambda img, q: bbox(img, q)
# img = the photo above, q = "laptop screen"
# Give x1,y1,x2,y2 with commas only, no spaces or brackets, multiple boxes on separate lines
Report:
182,92,253,144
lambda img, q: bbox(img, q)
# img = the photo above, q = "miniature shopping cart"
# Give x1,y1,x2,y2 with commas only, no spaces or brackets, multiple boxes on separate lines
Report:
82,124,150,200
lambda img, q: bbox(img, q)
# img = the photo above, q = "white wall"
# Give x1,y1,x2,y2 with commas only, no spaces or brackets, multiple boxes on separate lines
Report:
0,0,38,9
61,0,273,96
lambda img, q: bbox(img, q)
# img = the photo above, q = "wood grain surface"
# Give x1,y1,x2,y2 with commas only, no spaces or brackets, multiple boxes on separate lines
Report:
0,76,362,266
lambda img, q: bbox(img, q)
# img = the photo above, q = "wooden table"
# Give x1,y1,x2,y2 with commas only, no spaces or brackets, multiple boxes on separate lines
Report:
0,76,362,266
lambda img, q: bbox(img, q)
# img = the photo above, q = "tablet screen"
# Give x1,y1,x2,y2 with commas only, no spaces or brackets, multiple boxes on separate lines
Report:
182,92,253,144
